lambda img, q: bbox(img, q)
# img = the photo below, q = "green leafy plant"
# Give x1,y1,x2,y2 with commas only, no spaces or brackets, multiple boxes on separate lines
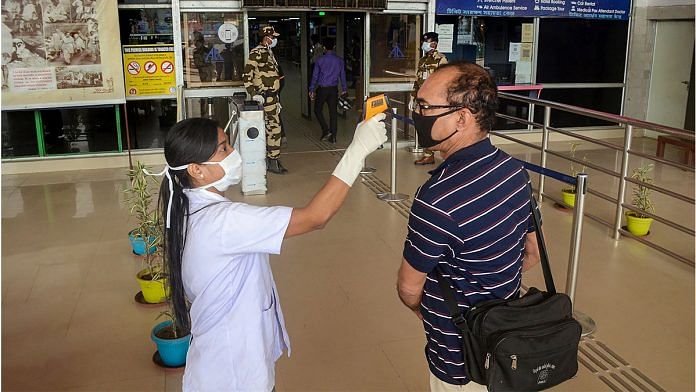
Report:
629,163,655,218
125,161,164,281
564,142,588,193
155,306,190,339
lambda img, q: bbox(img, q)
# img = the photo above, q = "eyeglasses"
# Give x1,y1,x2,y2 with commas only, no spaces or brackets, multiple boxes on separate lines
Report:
413,101,464,114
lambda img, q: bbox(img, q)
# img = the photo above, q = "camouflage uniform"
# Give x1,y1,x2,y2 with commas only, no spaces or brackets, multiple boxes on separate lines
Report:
243,27,282,160
412,38,448,161
411,50,448,99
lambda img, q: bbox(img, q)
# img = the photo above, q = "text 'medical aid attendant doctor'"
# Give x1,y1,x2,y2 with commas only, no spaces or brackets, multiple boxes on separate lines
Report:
152,114,387,391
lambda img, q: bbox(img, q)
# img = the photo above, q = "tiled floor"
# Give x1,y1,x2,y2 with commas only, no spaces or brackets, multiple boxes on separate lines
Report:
2,65,694,391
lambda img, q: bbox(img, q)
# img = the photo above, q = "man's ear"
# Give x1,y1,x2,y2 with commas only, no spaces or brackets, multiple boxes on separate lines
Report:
457,108,474,130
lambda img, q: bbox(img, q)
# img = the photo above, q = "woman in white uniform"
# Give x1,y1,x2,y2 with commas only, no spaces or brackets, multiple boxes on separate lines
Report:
155,115,387,391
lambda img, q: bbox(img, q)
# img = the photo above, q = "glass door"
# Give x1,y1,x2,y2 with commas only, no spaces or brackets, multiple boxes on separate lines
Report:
180,10,248,120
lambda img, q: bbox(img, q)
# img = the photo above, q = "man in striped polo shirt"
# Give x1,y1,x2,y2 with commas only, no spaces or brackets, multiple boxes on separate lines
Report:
396,61,542,391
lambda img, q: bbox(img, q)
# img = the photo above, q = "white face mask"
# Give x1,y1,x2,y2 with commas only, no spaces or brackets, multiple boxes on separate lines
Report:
422,42,434,53
144,150,243,228
190,149,243,192
269,38,278,48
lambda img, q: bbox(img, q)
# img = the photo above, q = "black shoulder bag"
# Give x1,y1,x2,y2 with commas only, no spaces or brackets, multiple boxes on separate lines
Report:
434,186,582,391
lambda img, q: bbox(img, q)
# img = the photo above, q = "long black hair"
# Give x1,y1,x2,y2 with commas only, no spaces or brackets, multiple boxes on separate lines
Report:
159,117,219,332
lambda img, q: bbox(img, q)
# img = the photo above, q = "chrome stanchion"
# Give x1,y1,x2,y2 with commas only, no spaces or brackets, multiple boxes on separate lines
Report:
408,129,424,154
407,110,423,153
613,124,633,239
378,108,409,202
360,160,377,174
538,106,550,202
566,173,596,336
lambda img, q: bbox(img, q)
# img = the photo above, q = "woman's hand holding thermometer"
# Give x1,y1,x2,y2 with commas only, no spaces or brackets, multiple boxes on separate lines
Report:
332,113,388,186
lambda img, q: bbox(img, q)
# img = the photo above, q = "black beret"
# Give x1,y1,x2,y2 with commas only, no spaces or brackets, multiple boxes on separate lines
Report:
422,32,439,42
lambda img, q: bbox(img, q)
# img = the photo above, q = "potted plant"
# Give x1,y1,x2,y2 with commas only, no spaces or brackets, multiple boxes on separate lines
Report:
561,142,588,208
625,163,655,236
125,162,158,256
151,307,191,368
126,161,167,304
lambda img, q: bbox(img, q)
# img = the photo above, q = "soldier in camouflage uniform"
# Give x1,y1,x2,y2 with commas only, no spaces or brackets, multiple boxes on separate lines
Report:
411,32,448,165
243,26,288,174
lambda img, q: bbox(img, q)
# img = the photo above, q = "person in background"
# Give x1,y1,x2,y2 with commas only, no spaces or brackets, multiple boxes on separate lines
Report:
192,32,213,83
309,37,347,144
243,26,287,174
310,34,324,65
411,32,448,166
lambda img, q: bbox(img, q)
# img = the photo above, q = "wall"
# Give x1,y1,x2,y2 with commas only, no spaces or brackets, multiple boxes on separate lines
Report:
646,0,694,6
623,0,694,126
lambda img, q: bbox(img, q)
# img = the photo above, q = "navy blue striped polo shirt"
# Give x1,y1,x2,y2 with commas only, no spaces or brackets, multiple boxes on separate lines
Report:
403,137,536,385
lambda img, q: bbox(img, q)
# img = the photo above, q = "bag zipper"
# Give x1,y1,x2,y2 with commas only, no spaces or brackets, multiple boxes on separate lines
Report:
484,320,578,371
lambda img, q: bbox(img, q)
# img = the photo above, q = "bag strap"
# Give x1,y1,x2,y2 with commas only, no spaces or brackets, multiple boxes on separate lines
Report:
434,269,471,333
527,181,556,295
433,174,556,328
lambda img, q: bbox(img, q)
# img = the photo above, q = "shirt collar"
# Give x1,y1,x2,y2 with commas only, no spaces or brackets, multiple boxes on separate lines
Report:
428,137,495,176
184,189,230,205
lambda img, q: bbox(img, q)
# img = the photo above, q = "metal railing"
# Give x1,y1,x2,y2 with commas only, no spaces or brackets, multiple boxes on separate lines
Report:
378,108,408,202
493,92,695,267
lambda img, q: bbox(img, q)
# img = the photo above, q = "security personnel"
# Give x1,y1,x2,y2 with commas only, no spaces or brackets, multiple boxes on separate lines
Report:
243,26,287,174
410,32,448,166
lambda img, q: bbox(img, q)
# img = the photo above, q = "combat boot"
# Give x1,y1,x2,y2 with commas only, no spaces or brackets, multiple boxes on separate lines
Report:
267,157,288,174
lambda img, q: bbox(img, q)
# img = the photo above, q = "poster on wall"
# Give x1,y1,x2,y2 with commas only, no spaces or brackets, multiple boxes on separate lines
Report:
123,45,175,97
508,43,521,62
521,23,534,43
1,0,125,110
457,16,473,45
435,24,454,53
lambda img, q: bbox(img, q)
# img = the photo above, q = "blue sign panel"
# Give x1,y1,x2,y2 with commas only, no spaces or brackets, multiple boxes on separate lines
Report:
436,0,630,20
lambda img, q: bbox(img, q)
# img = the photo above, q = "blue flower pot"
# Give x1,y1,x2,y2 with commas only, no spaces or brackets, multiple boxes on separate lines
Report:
151,321,191,367
129,230,156,255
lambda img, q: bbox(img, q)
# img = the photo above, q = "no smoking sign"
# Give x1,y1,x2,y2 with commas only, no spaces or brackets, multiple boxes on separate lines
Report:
127,61,140,75
123,44,177,97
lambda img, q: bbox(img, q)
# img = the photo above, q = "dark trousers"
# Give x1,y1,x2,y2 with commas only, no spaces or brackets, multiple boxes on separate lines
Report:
314,86,338,136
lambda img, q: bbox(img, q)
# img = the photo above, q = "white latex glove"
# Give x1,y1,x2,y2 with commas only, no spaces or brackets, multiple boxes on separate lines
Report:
332,112,388,186
252,94,264,105
408,96,415,111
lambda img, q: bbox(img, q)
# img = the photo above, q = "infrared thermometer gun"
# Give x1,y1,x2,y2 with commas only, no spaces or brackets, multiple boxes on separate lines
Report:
362,94,389,121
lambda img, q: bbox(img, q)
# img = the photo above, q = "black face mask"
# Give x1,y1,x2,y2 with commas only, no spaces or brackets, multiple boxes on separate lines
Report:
412,108,460,148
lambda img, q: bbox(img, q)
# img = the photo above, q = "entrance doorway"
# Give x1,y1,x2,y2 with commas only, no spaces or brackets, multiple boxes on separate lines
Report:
247,11,364,121
647,20,695,129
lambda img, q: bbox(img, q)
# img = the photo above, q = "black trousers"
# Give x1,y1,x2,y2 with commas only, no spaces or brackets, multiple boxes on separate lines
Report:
314,86,338,136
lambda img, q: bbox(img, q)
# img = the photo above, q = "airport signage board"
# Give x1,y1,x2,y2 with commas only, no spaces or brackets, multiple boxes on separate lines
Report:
436,0,630,20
